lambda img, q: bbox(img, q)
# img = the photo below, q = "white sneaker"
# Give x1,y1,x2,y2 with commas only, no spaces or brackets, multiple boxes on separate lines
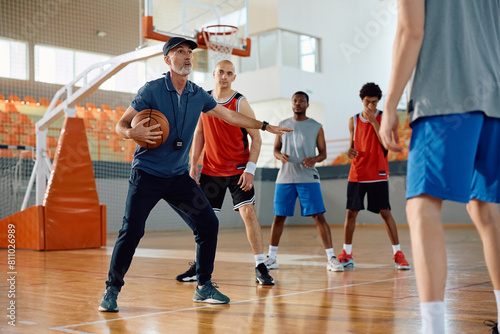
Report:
327,256,344,272
264,256,279,270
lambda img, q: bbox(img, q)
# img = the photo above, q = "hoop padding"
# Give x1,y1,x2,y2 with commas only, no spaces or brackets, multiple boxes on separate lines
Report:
202,25,239,64
0,117,107,250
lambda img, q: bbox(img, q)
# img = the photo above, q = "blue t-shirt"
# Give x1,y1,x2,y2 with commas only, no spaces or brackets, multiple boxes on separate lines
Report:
130,72,217,178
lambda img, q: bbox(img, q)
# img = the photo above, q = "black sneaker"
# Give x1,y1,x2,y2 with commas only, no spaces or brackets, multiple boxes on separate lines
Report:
98,286,119,312
176,261,197,282
484,320,499,334
255,263,275,285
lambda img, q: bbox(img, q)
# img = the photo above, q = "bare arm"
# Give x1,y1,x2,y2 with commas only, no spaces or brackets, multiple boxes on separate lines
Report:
303,127,326,168
273,133,289,164
189,117,204,182
380,0,425,152
237,98,261,191
206,104,292,135
115,106,163,144
347,116,358,159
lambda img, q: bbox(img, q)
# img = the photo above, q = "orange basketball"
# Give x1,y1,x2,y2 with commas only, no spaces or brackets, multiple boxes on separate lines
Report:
131,109,170,149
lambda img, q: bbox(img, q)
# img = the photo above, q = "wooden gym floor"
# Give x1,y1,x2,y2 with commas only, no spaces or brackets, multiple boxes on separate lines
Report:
0,224,495,333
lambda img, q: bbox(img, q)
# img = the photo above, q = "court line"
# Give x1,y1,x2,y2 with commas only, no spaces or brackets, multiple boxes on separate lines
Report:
51,274,414,333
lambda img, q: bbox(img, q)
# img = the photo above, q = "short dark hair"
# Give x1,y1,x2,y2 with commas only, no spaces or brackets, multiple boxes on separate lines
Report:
359,82,382,100
293,91,309,103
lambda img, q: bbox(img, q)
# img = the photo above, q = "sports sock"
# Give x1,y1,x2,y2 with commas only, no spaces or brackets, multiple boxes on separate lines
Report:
420,301,445,334
343,244,352,255
392,244,401,254
325,248,334,259
268,245,278,259
254,254,265,266
494,290,500,324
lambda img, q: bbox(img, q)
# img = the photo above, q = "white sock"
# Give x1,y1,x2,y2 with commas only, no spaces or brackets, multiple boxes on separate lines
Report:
494,290,500,324
254,254,265,266
392,244,401,254
268,245,278,259
343,244,352,254
325,248,334,259
420,301,445,334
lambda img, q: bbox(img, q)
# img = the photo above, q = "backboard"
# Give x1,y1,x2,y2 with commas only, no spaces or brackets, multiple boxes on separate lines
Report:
141,0,251,57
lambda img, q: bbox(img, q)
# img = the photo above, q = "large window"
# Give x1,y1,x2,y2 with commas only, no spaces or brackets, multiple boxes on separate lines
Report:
0,38,28,80
240,29,320,73
34,45,145,94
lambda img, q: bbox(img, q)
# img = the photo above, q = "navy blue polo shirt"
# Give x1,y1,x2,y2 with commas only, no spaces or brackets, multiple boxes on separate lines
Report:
130,72,217,178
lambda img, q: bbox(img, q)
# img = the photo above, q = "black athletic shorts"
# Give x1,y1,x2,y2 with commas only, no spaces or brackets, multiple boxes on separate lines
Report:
199,173,255,212
346,181,391,214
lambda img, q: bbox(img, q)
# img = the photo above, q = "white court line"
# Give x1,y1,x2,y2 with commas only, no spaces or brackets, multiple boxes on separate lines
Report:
51,275,414,333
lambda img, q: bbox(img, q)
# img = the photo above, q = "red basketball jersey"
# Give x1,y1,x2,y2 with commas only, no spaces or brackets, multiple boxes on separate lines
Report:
348,111,389,182
201,91,250,177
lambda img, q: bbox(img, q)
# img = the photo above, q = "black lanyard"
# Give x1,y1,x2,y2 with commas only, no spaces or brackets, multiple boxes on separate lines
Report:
168,90,189,150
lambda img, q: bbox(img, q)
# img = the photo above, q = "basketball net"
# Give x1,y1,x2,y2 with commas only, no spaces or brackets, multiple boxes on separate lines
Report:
202,25,238,70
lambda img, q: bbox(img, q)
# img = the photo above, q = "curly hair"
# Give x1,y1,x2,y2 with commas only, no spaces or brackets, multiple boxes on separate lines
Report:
293,91,309,103
359,82,382,100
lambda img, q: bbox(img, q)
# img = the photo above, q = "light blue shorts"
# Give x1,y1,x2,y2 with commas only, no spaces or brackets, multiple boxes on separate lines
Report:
273,183,326,216
407,112,500,203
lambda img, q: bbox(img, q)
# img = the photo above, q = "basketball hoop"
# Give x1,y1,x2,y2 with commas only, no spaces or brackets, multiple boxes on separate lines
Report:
201,25,239,68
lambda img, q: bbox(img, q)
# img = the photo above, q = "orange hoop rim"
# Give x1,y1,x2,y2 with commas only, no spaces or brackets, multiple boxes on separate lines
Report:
201,24,238,36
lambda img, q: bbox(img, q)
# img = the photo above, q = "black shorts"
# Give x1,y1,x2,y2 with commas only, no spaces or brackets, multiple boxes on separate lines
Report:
199,174,255,212
346,181,391,214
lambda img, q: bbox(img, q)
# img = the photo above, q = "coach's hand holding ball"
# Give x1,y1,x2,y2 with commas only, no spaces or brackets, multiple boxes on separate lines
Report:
130,109,170,149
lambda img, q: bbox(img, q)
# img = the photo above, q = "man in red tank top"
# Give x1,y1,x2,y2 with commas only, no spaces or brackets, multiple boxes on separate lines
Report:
176,60,274,285
337,82,410,270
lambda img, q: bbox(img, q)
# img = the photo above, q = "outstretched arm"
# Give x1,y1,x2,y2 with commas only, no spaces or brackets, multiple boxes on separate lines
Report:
207,104,292,135
380,0,425,152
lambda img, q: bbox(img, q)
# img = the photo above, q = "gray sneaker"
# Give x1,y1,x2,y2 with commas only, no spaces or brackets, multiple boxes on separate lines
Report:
98,286,119,312
264,256,279,270
193,280,230,304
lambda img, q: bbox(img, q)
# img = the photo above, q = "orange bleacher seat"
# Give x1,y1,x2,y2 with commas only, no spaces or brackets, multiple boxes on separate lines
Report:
25,135,36,147
0,149,14,157
101,104,112,111
17,113,33,125
0,112,14,123
0,125,7,134
10,126,27,136
5,134,20,146
109,140,124,152
0,93,5,100
39,98,50,107
5,103,18,113
8,95,21,103
23,96,37,105
47,136,59,148
86,102,97,110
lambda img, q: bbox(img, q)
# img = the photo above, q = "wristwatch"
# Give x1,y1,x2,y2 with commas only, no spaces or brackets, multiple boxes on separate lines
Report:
261,121,269,131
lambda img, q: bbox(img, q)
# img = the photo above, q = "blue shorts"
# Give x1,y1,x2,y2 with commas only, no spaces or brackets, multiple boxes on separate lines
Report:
407,112,500,203
273,183,326,216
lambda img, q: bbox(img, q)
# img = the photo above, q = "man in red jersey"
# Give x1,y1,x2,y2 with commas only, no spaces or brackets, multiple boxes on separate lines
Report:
337,82,410,270
176,60,274,285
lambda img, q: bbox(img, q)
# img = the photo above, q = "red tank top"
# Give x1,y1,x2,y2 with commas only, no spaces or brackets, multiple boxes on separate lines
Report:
348,111,389,182
201,91,250,177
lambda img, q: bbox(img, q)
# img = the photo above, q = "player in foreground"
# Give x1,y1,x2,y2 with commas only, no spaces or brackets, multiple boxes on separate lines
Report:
379,1,500,333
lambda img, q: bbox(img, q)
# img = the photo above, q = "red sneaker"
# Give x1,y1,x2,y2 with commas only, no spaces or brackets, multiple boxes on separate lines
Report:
337,249,355,267
394,250,411,270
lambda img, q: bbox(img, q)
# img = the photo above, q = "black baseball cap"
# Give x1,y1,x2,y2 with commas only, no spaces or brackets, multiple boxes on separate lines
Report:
163,37,198,56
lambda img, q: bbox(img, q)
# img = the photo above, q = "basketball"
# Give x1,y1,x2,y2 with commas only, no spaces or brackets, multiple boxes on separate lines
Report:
131,109,170,149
